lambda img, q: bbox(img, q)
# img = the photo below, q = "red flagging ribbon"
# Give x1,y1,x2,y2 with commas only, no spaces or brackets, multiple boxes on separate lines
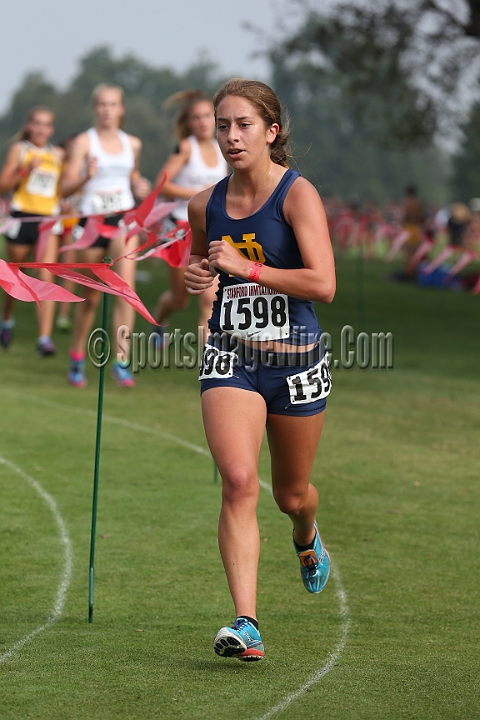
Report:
2,259,156,324
0,259,83,306
153,222,192,268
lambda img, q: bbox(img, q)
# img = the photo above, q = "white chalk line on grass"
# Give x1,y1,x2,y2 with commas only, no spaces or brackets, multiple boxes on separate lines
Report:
256,561,350,720
0,454,72,666
0,388,350,715
0,389,272,493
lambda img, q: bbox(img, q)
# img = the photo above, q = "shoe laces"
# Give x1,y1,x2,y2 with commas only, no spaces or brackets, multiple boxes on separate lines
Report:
302,551,319,578
232,618,249,632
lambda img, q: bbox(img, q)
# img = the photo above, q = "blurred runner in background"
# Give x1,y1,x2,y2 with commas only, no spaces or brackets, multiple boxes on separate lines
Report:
0,106,64,355
62,84,150,387
152,91,228,343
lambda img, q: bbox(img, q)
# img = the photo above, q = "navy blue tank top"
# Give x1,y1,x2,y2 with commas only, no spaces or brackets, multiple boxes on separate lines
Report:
206,169,321,345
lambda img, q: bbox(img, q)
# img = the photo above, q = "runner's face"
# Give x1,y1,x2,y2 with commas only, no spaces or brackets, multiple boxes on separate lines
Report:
215,95,278,170
188,101,215,141
27,112,54,147
94,90,125,128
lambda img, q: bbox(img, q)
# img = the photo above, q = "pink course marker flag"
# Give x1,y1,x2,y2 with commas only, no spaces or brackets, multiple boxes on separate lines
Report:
4,260,156,324
0,259,83,305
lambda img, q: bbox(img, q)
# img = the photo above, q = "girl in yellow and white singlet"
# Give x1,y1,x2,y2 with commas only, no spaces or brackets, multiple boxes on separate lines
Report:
0,106,65,355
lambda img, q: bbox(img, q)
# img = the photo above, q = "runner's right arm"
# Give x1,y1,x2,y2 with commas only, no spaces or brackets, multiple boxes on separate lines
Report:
184,188,216,295
154,139,198,200
0,144,39,194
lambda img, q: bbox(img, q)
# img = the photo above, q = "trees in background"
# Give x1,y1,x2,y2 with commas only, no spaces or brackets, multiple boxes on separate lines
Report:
3,18,480,204
271,56,448,204
274,0,480,148
0,47,225,183
452,103,480,200
265,0,480,202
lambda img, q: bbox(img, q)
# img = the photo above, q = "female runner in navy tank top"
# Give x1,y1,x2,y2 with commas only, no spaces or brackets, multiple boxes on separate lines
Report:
185,79,336,661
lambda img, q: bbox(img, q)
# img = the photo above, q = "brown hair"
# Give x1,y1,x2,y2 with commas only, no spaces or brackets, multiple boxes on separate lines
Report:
16,106,55,142
212,79,290,168
163,90,212,140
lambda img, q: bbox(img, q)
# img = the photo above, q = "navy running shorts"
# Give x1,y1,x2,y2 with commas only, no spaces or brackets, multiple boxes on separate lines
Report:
199,334,332,417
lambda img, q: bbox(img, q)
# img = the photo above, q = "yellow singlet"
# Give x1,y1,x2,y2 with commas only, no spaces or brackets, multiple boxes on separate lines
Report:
11,141,62,216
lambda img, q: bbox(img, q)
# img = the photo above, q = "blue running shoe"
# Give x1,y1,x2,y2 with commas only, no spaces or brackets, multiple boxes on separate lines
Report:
150,324,167,353
0,323,13,349
213,618,265,662
67,356,87,388
36,336,57,357
294,522,330,594
112,361,135,387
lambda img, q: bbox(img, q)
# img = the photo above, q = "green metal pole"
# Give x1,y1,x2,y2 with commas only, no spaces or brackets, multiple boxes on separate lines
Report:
88,291,109,623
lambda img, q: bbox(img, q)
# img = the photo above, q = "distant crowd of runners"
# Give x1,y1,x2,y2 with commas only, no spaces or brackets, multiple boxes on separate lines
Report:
0,85,226,388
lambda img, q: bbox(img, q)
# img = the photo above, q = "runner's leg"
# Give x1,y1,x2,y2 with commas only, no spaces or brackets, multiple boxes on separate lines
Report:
154,265,189,326
70,248,104,355
57,230,76,325
37,233,60,338
109,232,139,357
202,386,267,619
266,412,325,546
3,243,31,321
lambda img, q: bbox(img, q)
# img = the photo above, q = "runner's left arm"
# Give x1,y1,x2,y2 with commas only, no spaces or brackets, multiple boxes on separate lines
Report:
130,136,151,201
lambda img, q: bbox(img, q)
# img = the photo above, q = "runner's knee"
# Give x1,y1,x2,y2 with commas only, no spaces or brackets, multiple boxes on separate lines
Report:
82,290,101,311
221,466,259,504
273,487,306,516
171,292,189,311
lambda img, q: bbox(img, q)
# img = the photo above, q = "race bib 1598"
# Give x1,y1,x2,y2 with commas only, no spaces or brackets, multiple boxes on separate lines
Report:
220,283,290,341
286,354,332,404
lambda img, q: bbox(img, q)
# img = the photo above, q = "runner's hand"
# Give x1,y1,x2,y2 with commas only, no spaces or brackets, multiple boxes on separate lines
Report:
26,157,41,172
132,176,152,201
86,157,98,179
185,258,215,295
208,239,250,278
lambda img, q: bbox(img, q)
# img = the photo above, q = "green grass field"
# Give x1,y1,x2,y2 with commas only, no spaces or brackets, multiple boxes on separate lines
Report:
0,256,479,719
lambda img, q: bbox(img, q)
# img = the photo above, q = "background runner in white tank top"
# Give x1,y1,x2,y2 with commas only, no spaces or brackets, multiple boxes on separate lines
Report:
152,92,228,341
172,135,226,221
61,84,150,389
79,127,135,215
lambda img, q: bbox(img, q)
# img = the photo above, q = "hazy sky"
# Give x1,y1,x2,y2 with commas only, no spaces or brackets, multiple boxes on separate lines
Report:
0,0,293,112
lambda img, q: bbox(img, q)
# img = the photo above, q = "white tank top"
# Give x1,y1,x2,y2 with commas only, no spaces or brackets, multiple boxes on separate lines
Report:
172,135,227,221
79,128,135,215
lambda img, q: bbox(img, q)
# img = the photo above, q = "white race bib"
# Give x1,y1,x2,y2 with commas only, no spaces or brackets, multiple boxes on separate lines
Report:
26,169,57,198
199,344,237,380
92,190,129,214
286,354,332,404
220,283,290,341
